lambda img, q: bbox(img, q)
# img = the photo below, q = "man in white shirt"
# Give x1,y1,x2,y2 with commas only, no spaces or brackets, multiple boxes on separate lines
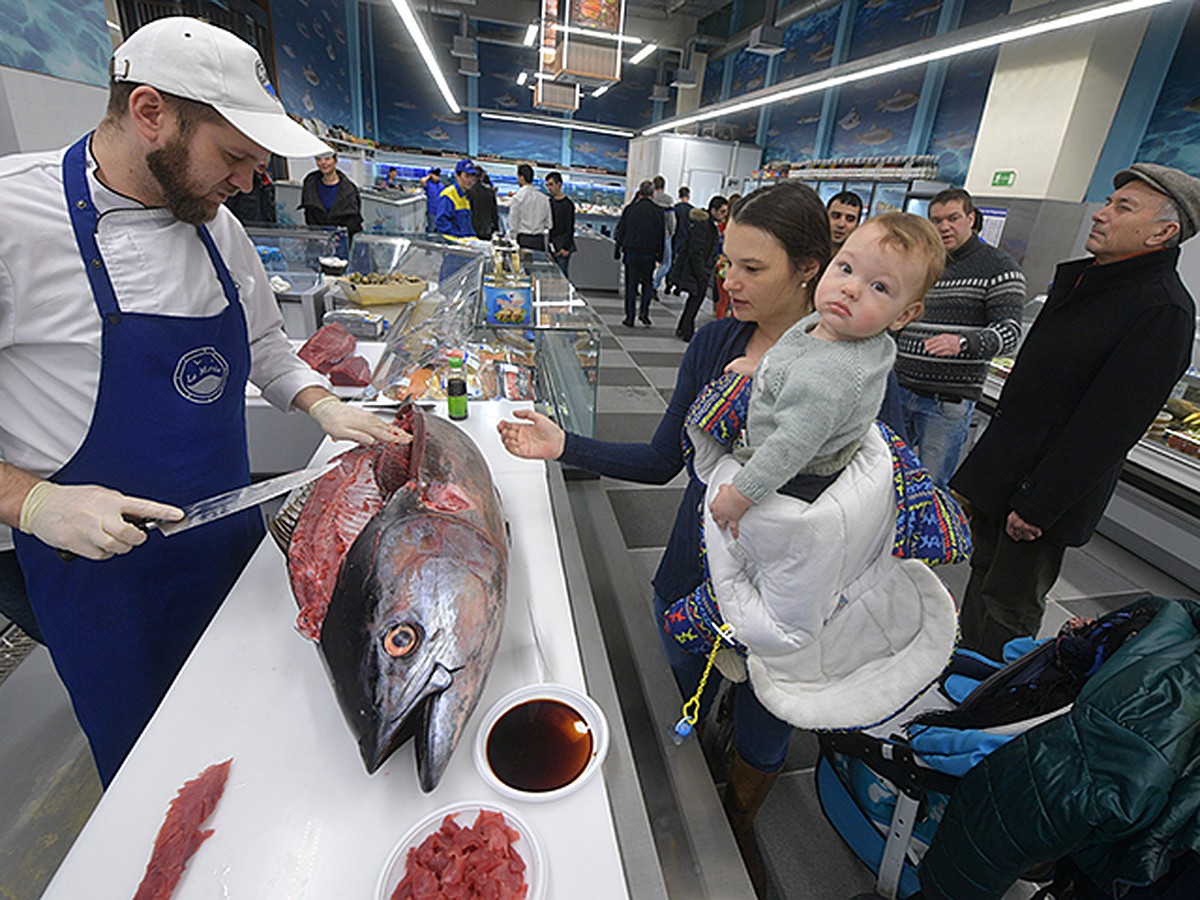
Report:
0,17,404,785
507,163,552,251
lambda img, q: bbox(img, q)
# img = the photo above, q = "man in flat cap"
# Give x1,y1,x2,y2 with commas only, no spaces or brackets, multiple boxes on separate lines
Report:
0,17,405,785
950,163,1198,657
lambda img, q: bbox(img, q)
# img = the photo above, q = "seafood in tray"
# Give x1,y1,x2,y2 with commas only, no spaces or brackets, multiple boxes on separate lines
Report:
271,405,508,790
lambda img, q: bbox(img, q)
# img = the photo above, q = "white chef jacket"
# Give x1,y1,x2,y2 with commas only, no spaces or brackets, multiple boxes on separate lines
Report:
0,140,327,550
506,183,552,239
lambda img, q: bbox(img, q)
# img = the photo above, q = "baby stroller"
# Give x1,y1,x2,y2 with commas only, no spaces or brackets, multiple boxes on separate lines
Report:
816,595,1200,900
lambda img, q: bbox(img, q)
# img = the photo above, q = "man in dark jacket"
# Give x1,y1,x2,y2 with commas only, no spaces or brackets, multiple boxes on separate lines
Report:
951,163,1199,657
668,186,694,291
467,166,500,239
299,150,363,238
614,180,664,327
546,171,576,278
672,195,726,341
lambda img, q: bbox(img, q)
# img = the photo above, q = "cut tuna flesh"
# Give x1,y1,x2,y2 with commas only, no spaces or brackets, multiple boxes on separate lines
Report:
133,759,232,900
328,354,372,386
298,322,356,374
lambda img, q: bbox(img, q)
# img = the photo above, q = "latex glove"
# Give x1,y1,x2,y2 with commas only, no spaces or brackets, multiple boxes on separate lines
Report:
19,482,183,561
308,396,411,446
496,409,565,460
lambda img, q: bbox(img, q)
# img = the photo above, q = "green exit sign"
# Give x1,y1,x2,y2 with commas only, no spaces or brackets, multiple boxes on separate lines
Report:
992,170,1017,188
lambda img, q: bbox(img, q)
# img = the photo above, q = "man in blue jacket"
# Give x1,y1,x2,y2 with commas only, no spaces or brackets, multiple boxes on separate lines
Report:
420,166,441,232
434,159,478,237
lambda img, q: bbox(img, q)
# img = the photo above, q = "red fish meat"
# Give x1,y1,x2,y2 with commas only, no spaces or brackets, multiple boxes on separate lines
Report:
328,354,372,386
391,809,527,899
298,322,356,374
133,759,232,900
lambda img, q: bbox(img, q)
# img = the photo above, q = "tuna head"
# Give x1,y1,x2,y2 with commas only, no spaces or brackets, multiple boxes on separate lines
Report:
319,487,506,791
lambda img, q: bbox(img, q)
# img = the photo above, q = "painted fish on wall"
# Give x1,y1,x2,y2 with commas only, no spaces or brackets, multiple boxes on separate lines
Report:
272,406,508,791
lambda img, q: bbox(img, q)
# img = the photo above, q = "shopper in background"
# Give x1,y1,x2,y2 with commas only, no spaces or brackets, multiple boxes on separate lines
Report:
651,174,676,299
672,194,727,341
826,190,863,253
468,165,500,239
497,181,832,894
546,171,576,278
300,149,363,238
712,192,741,319
668,185,694,293
434,158,478,238
420,166,442,232
0,17,405,786
614,180,664,327
951,164,1199,657
508,163,552,251
893,188,1025,489
225,161,276,226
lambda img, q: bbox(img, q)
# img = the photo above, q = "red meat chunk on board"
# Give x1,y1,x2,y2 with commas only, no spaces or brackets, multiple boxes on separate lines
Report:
328,354,372,386
133,759,233,900
298,323,356,374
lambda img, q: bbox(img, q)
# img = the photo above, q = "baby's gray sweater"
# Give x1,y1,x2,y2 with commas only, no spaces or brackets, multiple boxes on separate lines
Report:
732,312,896,504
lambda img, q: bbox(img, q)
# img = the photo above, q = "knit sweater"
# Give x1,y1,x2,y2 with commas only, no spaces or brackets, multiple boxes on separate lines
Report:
732,312,896,504
894,236,1025,401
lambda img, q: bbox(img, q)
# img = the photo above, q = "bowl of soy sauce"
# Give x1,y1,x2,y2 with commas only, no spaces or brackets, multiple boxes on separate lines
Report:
474,683,609,802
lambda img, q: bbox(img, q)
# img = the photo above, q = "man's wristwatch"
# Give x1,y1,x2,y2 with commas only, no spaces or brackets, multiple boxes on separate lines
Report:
957,335,968,353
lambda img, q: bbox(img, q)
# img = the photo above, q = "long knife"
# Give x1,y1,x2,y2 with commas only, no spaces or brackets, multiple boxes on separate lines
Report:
56,461,339,561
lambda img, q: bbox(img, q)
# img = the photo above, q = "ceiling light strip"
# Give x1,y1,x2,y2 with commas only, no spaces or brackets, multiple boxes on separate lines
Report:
389,0,461,114
556,24,642,44
480,110,633,138
628,43,658,65
643,0,1169,136
523,23,539,47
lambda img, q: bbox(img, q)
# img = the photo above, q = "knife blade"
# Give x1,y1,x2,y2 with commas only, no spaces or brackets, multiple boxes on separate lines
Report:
156,461,340,536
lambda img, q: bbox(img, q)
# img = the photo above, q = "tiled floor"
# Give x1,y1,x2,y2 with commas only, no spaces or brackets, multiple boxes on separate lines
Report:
1,285,1197,899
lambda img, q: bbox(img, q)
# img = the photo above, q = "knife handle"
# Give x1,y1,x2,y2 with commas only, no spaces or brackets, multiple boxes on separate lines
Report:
55,516,154,563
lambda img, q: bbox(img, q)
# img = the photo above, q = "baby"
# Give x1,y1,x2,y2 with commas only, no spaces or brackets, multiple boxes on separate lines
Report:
710,212,945,535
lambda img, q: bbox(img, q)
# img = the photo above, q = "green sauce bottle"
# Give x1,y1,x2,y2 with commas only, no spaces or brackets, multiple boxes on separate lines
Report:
447,353,468,420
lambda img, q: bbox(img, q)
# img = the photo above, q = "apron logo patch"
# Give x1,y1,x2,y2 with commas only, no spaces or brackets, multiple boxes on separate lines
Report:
174,346,230,404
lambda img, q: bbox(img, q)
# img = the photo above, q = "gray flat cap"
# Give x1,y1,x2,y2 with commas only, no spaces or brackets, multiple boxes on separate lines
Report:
1113,162,1200,243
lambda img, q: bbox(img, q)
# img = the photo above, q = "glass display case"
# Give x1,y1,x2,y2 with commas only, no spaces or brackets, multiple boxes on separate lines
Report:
245,225,345,339
327,236,600,437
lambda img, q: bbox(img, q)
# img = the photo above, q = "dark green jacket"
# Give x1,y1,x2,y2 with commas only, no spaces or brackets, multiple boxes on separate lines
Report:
920,596,1200,899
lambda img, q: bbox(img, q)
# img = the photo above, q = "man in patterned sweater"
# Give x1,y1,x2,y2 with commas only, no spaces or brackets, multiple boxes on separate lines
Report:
893,188,1026,487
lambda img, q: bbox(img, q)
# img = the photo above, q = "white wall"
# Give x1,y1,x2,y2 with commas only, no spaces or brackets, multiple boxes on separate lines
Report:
0,66,107,156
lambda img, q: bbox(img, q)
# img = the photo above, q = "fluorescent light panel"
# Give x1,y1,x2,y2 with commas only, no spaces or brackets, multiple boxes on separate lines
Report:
388,0,461,114
644,0,1169,136
556,24,641,44
523,23,538,46
481,111,632,137
592,84,611,98
517,71,528,86
628,43,657,65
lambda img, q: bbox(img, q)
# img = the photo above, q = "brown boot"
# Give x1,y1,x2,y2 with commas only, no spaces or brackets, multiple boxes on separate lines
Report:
723,750,780,897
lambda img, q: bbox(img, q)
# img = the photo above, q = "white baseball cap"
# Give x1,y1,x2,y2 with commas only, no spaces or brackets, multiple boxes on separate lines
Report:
111,17,330,158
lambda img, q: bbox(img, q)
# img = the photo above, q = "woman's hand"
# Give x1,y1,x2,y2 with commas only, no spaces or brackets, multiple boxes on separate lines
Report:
496,409,566,460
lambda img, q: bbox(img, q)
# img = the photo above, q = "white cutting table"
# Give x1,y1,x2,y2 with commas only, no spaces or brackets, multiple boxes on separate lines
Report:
43,400,628,900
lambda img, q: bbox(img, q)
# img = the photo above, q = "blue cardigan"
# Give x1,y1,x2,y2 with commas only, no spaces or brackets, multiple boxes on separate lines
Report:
561,318,754,600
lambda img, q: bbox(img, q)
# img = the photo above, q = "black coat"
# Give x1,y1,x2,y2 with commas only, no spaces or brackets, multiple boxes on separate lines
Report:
468,180,500,238
614,196,664,261
225,172,276,226
668,209,718,296
951,248,1194,546
300,170,363,236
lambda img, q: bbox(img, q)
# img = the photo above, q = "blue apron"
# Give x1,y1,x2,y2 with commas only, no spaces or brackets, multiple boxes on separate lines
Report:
13,135,264,785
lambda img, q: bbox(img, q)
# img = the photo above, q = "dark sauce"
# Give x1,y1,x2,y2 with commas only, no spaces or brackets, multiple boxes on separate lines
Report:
485,698,594,792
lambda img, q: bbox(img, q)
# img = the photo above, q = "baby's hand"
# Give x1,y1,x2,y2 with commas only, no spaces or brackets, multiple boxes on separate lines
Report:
710,483,753,539
724,356,756,378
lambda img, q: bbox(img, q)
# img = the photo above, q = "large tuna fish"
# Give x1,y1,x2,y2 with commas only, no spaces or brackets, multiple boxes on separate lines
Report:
271,405,507,791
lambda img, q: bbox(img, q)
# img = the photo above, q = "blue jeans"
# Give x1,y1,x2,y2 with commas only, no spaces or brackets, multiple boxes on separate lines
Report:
653,235,672,291
653,592,793,772
897,385,975,490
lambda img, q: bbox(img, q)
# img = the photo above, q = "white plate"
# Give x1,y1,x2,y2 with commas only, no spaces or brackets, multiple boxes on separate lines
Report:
375,801,545,900
473,683,610,803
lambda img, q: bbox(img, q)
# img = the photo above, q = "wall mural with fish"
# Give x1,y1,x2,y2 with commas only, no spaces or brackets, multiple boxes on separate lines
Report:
762,95,824,164
370,9,468,155
828,68,925,157
478,41,537,116
0,0,109,86
571,131,628,173
478,119,562,166
925,47,997,186
584,62,658,132
701,54,726,108
849,0,945,60
271,0,355,133
1136,0,1200,175
775,5,844,83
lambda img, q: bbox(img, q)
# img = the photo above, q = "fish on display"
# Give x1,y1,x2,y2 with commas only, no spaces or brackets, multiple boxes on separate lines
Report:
424,127,451,141
575,142,598,153
326,43,337,61
877,89,919,113
303,65,320,86
281,43,297,59
312,20,325,39
797,113,821,126
301,91,315,112
904,1,942,20
855,124,894,145
433,112,467,125
838,107,861,130
746,77,764,90
272,406,508,792
810,43,835,63
296,20,310,38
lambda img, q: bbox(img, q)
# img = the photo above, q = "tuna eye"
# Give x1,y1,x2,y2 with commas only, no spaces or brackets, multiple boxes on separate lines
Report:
384,623,420,658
